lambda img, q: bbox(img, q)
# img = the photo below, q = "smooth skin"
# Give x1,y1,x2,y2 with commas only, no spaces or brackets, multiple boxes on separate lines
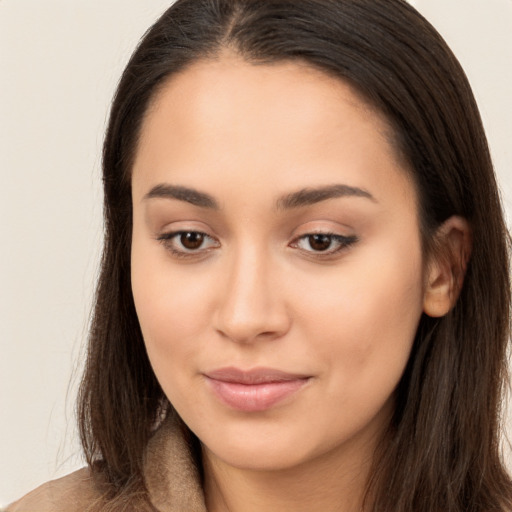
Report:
131,54,470,512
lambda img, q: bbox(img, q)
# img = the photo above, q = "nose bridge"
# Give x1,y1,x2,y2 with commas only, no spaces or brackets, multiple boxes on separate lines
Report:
215,241,289,343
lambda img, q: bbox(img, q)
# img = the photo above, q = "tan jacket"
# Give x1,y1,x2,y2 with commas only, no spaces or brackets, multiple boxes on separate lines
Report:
6,417,207,512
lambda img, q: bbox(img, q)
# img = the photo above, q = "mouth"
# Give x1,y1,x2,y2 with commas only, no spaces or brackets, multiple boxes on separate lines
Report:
203,367,311,412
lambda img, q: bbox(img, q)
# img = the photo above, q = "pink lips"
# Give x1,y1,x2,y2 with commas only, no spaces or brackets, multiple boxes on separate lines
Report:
204,367,310,412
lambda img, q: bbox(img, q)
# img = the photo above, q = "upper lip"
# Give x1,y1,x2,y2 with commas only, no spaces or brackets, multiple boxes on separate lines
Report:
204,367,310,385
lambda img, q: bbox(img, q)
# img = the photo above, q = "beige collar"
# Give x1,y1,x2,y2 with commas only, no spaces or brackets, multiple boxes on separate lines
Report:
144,414,207,512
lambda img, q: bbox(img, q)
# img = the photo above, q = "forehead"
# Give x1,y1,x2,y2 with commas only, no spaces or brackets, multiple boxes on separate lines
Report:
132,54,416,212
141,54,391,146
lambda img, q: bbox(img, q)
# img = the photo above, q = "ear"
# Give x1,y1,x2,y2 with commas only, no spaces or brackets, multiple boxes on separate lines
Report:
423,216,472,318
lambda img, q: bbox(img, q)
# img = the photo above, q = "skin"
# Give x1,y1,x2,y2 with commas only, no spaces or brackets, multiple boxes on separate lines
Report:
130,54,467,512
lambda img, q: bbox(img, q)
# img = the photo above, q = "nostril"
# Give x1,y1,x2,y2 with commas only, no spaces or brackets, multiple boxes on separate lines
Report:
214,308,291,345
213,255,291,343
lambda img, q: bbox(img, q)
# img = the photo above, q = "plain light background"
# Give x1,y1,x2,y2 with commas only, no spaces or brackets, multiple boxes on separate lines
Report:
1,0,511,506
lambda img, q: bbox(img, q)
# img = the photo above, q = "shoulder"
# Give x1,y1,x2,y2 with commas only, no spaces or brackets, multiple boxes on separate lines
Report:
5,468,102,512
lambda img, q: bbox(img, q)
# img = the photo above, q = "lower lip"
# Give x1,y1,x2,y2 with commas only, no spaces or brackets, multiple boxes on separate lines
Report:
206,378,309,412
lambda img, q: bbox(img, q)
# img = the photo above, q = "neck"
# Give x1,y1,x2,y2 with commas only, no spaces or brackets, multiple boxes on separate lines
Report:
202,442,374,512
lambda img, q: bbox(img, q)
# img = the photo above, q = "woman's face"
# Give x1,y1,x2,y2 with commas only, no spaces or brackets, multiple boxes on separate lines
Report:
131,55,427,472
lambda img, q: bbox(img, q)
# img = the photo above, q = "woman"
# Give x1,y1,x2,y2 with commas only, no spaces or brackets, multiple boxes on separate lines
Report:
7,0,511,511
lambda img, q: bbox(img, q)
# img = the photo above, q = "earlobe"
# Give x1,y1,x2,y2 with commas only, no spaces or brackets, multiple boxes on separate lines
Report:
423,216,472,318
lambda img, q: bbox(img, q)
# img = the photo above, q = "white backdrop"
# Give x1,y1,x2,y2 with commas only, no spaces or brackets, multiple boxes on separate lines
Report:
1,0,511,505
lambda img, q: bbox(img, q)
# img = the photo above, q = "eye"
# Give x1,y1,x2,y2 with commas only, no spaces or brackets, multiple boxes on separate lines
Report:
157,230,219,257
291,233,358,255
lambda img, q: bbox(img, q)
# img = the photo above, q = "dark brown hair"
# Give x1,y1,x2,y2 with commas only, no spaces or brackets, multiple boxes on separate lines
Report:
78,0,512,510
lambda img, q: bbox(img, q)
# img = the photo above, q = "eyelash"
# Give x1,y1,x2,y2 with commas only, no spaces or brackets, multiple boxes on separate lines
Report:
157,231,358,259
157,231,220,258
290,232,358,256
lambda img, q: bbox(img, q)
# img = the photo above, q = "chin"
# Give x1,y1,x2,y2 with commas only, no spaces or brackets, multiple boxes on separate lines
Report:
204,437,312,472
196,415,344,473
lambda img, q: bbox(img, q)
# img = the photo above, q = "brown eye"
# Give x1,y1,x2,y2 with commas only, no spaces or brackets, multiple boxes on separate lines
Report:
157,230,220,257
292,232,358,256
180,231,205,250
307,234,333,251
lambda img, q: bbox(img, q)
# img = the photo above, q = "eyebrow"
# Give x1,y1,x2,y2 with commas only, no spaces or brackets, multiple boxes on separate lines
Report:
144,184,219,209
143,182,375,210
276,184,376,210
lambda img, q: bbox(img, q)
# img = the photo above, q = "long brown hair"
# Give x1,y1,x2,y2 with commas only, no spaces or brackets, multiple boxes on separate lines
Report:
78,0,512,510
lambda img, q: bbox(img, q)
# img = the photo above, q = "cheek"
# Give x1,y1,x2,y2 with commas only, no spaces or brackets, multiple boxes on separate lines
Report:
131,236,212,376
296,238,424,397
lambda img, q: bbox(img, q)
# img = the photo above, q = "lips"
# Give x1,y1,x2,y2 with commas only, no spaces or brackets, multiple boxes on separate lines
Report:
204,367,311,412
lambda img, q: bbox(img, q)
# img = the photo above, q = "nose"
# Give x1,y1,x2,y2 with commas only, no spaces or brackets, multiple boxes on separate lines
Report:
213,247,291,344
